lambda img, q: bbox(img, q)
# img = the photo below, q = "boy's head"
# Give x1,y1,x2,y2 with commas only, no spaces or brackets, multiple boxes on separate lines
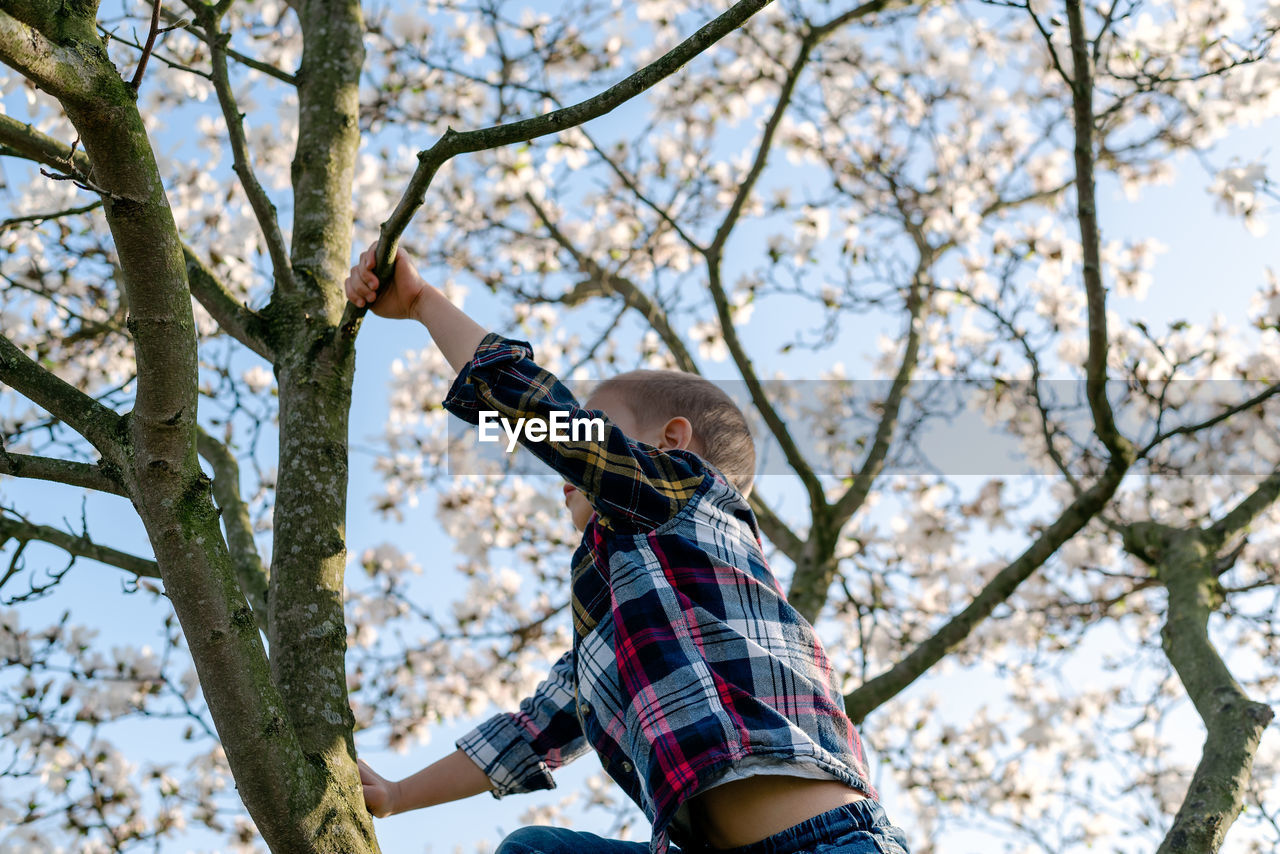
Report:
588,369,756,496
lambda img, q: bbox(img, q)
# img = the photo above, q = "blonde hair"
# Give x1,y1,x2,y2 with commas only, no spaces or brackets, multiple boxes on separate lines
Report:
593,370,755,496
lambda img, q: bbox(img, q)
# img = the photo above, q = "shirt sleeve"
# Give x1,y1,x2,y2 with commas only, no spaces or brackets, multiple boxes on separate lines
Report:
442,333,706,530
454,648,590,797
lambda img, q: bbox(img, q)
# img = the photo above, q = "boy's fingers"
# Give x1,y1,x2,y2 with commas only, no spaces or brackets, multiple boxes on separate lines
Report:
345,270,364,306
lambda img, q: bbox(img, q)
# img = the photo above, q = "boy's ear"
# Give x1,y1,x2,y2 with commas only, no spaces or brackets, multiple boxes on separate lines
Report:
657,416,695,452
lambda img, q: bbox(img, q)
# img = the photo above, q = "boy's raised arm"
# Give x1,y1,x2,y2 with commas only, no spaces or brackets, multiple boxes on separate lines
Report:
410,283,490,375
346,244,488,373
348,244,700,530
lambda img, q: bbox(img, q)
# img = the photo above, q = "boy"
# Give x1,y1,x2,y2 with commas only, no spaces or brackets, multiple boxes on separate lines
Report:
346,246,910,854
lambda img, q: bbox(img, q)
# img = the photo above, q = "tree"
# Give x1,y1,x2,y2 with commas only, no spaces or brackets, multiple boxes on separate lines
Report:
1,1,1277,853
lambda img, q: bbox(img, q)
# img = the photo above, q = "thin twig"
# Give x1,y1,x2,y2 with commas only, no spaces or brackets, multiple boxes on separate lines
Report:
188,4,296,296
175,14,297,84
0,512,158,578
0,201,102,232
129,0,164,90
98,22,208,80
1140,382,1280,456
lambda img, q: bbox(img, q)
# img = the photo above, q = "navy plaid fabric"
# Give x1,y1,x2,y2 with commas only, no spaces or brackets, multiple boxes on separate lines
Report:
446,335,875,854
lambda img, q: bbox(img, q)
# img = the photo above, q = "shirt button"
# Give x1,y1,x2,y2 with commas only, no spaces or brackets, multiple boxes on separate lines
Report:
579,702,591,716
620,760,633,773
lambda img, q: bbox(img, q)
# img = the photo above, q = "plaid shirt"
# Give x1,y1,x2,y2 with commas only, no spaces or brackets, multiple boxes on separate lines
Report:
445,334,875,853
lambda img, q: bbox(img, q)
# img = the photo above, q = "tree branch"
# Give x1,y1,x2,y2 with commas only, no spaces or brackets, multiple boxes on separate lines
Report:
706,260,825,511
183,244,276,361
340,0,777,340
1145,527,1276,854
0,333,127,462
97,21,211,81
0,448,128,496
0,111,92,175
1140,382,1280,457
1066,0,1132,464
577,127,706,252
0,113,276,362
788,264,928,621
197,429,269,632
843,4,1137,717
697,5,914,524
185,3,296,297
695,23,834,514
128,0,163,91
0,200,102,231
172,11,297,84
830,264,928,526
844,458,1129,725
533,2,907,564
707,0,906,253
0,7,84,101
0,513,159,580
1209,469,1280,545
525,193,700,372
749,493,806,562
1021,0,1073,85
707,27,813,256
221,43,296,85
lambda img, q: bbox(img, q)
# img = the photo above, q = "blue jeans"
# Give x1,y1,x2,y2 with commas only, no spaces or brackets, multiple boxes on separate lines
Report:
495,799,911,854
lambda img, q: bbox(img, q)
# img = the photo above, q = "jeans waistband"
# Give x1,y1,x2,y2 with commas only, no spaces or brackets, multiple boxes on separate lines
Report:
706,798,889,854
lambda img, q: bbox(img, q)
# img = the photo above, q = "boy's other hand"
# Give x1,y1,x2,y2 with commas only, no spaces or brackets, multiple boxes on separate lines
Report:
345,244,428,320
358,757,400,818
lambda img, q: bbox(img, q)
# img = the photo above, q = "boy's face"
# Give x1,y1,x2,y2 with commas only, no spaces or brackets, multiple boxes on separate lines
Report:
562,389,659,532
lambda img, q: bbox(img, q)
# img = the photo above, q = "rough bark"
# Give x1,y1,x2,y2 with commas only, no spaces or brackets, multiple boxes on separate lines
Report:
0,7,324,852
285,0,365,320
0,448,128,496
197,429,271,633
261,0,379,849
1153,531,1274,854
1122,473,1280,854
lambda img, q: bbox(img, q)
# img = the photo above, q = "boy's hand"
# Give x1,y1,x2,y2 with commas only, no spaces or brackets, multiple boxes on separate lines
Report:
358,758,401,818
345,244,428,320
347,241,488,373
